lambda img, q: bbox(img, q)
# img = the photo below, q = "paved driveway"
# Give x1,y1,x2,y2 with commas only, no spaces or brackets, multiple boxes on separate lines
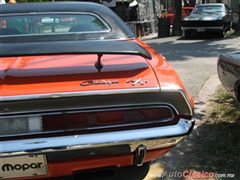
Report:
145,35,240,99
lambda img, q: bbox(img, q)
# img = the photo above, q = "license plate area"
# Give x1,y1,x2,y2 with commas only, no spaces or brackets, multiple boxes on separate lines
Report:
0,155,48,179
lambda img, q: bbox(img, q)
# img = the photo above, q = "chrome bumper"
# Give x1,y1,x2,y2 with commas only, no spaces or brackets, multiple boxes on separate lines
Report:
183,27,223,31
0,119,194,157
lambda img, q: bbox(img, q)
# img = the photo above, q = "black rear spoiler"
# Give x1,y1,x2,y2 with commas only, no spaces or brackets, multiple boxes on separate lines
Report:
0,40,152,59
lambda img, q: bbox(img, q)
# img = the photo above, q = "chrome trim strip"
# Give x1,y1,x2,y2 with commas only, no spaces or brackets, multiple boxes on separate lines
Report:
0,88,193,117
0,105,177,119
0,103,179,118
0,119,194,157
183,27,223,30
158,88,194,116
179,90,194,116
0,87,160,102
163,89,194,116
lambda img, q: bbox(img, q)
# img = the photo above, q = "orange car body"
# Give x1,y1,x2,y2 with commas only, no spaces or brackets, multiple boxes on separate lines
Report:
0,2,194,179
1,39,192,102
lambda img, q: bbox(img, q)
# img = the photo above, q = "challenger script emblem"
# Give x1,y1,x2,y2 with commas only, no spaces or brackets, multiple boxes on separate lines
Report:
80,80,119,86
126,78,148,86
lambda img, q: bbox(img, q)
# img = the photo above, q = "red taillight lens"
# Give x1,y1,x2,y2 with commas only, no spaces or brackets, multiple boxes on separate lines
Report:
42,107,176,132
140,109,173,121
43,114,88,131
97,112,124,124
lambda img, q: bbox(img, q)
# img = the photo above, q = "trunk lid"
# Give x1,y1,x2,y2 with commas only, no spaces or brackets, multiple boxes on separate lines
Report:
0,54,159,98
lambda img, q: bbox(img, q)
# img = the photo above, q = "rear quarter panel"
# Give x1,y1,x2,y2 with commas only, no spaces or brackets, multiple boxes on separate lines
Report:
135,38,194,109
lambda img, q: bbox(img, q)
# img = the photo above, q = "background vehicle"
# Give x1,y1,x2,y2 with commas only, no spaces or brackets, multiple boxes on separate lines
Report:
161,6,194,26
218,53,240,102
0,2,194,179
182,3,233,38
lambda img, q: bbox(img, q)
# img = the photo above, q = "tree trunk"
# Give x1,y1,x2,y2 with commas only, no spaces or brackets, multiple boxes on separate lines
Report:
172,0,182,36
237,3,240,32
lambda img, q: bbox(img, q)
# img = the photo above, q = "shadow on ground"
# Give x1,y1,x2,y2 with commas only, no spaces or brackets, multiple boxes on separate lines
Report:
155,121,240,180
151,89,240,180
146,32,239,62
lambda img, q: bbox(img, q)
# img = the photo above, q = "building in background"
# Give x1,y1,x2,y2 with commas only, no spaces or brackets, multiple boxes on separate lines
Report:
82,0,239,36
100,0,161,36
198,0,239,13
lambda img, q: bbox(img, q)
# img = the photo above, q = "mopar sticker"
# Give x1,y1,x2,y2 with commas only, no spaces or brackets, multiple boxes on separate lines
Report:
0,155,48,179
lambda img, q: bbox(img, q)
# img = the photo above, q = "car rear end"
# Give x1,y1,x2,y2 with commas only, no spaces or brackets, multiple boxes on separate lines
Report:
0,51,194,179
0,2,194,179
0,88,194,180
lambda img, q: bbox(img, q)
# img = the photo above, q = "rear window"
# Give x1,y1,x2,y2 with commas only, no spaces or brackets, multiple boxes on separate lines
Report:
0,13,110,36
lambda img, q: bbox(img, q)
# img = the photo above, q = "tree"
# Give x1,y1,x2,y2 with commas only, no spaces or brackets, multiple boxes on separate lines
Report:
172,0,182,36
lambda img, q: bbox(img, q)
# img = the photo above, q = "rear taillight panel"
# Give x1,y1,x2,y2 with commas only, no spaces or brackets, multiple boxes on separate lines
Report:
42,106,177,132
1,105,179,139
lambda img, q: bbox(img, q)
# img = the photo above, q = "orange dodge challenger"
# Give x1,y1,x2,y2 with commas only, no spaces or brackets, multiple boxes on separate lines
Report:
0,2,194,180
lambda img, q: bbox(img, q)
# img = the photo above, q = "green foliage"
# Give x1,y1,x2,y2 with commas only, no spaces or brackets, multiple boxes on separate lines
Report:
210,88,240,123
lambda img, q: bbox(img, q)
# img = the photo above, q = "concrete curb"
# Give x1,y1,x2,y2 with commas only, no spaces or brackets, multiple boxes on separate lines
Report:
194,74,221,126
197,74,221,105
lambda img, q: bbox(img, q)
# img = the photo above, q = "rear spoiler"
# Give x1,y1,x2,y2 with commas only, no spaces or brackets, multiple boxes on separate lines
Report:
0,40,152,59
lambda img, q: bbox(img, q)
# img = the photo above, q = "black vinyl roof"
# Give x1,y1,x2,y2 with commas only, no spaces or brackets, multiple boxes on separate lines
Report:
0,2,149,59
1,2,112,14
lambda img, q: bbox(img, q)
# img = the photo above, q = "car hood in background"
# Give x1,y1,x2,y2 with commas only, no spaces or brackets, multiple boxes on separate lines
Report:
184,12,224,21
